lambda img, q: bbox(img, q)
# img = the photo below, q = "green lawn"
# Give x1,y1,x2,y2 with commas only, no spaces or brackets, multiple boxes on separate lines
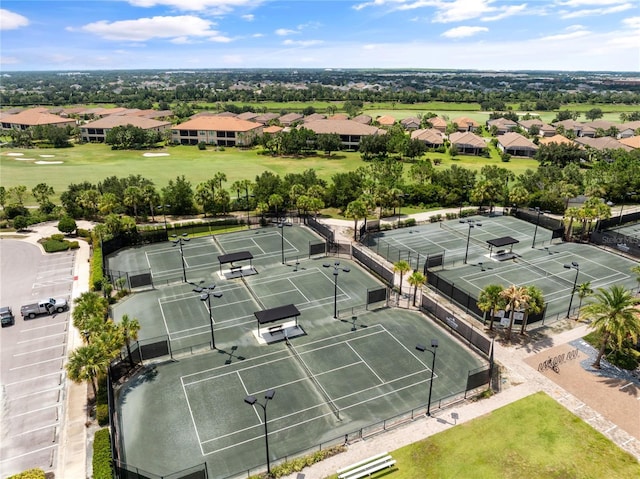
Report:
1,143,537,204
328,392,640,479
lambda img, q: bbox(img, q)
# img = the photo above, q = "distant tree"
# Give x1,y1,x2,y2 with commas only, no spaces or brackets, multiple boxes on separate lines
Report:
358,134,388,161
553,110,580,122
162,175,195,215
13,215,28,231
409,158,434,185
32,183,55,212
585,108,603,121
344,199,368,240
521,286,544,335
403,138,427,160
535,142,584,167
8,185,28,206
575,282,593,321
302,106,316,116
316,133,342,156
119,314,141,367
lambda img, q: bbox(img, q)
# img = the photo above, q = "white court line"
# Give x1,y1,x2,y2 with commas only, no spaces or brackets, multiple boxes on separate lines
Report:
17,332,67,344
346,343,384,383
9,357,62,371
181,377,206,456
248,237,266,254
14,344,64,357
0,444,57,463
619,382,633,391
288,278,310,303
145,250,152,269
21,322,66,332
158,297,172,337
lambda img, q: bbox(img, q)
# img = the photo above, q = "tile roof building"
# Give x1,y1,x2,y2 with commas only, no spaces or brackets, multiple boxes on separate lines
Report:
171,117,263,146
497,132,539,157
410,129,444,148
303,119,383,149
449,131,486,155
1,108,76,131
80,116,172,143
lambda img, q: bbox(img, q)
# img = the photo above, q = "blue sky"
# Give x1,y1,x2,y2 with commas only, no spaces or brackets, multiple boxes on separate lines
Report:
1,0,638,71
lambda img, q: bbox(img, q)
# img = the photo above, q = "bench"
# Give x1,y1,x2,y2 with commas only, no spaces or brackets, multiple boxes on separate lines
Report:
337,452,396,479
496,249,506,256
268,325,283,335
230,264,243,273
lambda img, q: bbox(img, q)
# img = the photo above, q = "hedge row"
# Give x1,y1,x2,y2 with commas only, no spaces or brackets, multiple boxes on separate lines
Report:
93,428,113,479
7,469,46,479
91,238,104,291
248,445,346,479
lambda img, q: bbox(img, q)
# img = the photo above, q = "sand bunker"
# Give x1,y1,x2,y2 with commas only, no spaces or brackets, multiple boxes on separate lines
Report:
142,152,170,157
6,152,24,156
35,160,63,165
39,154,55,158
15,158,35,161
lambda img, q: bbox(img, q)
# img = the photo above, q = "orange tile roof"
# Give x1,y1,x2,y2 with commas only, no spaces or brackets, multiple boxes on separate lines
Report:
82,116,171,130
538,134,574,146
619,136,640,149
173,116,262,132
377,115,396,126
1,108,76,126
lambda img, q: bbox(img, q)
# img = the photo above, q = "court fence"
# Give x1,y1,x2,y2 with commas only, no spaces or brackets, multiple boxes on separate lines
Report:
590,229,640,258
597,209,640,231
352,244,395,286
306,216,335,244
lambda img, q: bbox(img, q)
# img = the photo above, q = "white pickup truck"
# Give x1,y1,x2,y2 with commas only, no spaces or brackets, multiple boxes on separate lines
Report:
21,298,68,319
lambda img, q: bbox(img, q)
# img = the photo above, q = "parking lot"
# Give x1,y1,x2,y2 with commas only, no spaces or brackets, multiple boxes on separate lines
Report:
0,239,76,478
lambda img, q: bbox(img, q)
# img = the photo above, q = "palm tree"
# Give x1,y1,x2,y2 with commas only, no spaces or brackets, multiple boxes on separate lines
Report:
563,206,581,240
344,199,369,241
72,292,109,334
631,265,640,292
407,270,426,306
393,260,411,296
120,314,141,366
521,285,544,335
500,285,531,341
123,185,143,220
66,343,111,399
477,284,505,331
575,282,593,321
581,285,640,369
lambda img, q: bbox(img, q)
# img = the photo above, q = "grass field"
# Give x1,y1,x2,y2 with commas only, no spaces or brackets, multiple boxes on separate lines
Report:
0,143,538,205
329,392,640,479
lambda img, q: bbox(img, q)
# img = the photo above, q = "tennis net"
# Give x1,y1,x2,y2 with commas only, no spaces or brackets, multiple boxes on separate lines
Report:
287,341,341,421
440,222,488,249
241,277,266,310
514,257,575,289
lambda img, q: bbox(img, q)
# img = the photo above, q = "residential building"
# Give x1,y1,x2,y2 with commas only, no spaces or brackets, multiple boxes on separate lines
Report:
279,113,304,126
376,115,396,127
0,108,76,131
253,113,279,124
497,132,539,157
518,119,555,137
574,136,633,152
400,117,421,130
426,116,447,132
619,136,640,149
303,119,383,149
410,129,444,148
487,118,517,135
452,117,480,132
80,115,172,143
171,116,263,146
448,131,486,155
538,134,575,146
553,119,596,137
237,112,259,121
352,114,372,125
303,113,327,123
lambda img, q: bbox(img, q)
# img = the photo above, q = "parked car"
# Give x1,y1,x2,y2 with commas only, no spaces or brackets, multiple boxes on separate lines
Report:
1,306,15,327
20,298,68,319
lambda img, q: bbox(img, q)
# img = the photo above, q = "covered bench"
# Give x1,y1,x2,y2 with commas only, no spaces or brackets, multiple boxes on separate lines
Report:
252,304,305,343
337,452,396,479
218,251,255,278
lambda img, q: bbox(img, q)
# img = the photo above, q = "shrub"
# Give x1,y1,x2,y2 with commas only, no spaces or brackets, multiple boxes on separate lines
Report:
58,216,77,234
77,228,91,238
247,445,346,479
7,468,46,479
42,238,70,253
93,428,113,479
96,404,109,426
51,233,65,241
404,218,417,227
198,141,207,150
91,243,104,291
69,241,80,250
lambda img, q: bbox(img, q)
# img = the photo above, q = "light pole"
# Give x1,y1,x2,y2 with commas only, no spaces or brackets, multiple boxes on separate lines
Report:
276,218,292,264
416,339,438,416
530,207,549,248
563,261,579,319
193,284,223,349
244,389,276,476
323,261,350,319
460,219,481,264
172,233,190,282
396,192,405,228
159,204,171,234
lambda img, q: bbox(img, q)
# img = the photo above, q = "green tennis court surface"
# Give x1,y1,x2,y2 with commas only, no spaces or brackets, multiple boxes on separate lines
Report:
110,225,485,478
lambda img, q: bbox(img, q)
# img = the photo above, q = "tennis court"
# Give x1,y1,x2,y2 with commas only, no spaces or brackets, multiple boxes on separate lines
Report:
365,215,555,270
433,241,637,320
106,224,315,285
116,307,483,478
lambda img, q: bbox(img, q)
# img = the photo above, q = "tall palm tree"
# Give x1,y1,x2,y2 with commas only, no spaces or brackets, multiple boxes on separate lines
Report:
575,281,593,321
393,260,411,297
120,314,141,366
581,285,640,369
563,206,581,240
477,284,505,331
72,292,109,334
344,199,368,241
630,265,640,292
66,343,111,399
407,270,426,306
500,285,531,341
521,285,544,335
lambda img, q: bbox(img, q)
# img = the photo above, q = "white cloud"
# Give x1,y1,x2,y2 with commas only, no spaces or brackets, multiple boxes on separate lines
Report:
560,2,634,18
441,26,489,38
622,16,640,28
558,0,628,5
282,39,324,46
252,33,265,38
539,26,590,41
241,14,254,21
275,28,298,36
0,9,29,30
432,0,496,23
0,56,20,65
73,15,226,42
481,4,528,21
128,0,259,13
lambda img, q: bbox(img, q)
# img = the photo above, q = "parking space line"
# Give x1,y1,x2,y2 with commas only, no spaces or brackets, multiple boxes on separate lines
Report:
0,444,58,463
4,371,63,387
21,322,67,332
9,357,63,371
14,344,65,357
12,385,64,400
17,332,67,344
13,404,60,418
10,423,58,437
